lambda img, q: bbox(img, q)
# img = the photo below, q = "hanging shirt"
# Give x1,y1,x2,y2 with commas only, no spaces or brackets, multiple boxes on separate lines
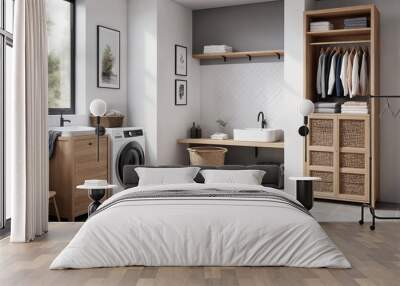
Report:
360,51,369,96
347,51,354,98
335,53,344,97
351,50,361,97
321,52,328,99
328,52,338,96
325,50,334,97
316,51,324,96
340,51,349,96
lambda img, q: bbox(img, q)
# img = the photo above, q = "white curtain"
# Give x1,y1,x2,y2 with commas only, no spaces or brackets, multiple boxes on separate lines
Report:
9,0,49,242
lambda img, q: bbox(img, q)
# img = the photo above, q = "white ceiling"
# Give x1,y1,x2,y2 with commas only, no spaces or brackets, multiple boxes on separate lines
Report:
174,0,278,10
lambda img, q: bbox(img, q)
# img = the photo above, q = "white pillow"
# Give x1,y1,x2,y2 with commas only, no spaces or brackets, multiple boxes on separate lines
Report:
200,169,266,185
136,167,201,186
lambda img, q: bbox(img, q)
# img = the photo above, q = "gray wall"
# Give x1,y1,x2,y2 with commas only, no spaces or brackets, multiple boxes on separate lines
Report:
311,0,400,203
193,1,284,54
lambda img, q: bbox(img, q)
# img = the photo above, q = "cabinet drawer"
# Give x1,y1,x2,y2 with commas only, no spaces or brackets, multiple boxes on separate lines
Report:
74,137,108,164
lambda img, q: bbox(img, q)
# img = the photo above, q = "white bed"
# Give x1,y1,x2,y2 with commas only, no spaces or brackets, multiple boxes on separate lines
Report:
50,183,351,269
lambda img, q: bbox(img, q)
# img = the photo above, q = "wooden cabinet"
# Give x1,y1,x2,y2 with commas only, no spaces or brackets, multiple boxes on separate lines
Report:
306,114,372,204
49,135,110,221
304,5,380,206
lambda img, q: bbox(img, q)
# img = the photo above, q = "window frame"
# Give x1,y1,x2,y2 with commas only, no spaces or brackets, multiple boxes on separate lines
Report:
1,0,14,230
48,0,76,115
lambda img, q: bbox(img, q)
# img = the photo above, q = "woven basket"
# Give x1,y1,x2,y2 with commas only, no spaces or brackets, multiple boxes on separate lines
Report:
310,151,334,167
340,153,365,169
340,173,365,195
89,116,124,128
188,146,228,166
310,119,334,147
340,120,365,148
310,171,333,193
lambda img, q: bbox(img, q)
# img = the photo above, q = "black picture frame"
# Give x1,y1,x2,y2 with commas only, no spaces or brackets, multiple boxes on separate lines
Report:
97,25,121,89
175,79,187,106
175,44,187,76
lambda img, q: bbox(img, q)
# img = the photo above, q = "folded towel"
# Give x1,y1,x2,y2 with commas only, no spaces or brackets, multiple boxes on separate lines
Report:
344,17,368,23
204,45,233,53
342,110,369,114
314,102,341,108
315,109,339,114
49,130,62,159
343,101,368,106
310,21,332,26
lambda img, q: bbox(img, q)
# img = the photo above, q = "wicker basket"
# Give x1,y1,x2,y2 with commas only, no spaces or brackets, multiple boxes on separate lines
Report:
310,119,334,147
340,173,365,195
188,146,228,166
310,171,334,193
310,151,334,167
89,116,124,128
340,120,365,148
340,153,365,169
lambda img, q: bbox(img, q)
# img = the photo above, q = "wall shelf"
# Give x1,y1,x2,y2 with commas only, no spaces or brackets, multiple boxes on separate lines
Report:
192,50,284,61
307,28,371,37
177,138,284,149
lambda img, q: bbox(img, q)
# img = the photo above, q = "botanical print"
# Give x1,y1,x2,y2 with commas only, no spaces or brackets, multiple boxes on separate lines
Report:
175,80,187,105
175,45,187,76
98,26,120,89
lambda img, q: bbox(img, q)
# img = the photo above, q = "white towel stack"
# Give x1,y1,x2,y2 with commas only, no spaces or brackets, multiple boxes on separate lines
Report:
341,101,368,114
203,45,233,54
310,21,334,32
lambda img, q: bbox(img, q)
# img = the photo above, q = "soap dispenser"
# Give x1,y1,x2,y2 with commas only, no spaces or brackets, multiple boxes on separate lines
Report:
190,122,197,138
196,125,202,138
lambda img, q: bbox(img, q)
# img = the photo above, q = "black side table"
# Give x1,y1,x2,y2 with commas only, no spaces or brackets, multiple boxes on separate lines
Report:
289,177,321,210
77,184,117,216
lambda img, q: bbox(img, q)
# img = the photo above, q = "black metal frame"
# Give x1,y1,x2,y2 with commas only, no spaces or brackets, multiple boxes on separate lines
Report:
1,0,13,231
97,25,121,89
358,95,400,230
48,0,76,115
175,44,187,76
175,79,187,106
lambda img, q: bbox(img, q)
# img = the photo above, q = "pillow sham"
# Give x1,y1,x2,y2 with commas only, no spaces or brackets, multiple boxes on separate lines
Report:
200,169,266,185
135,167,201,186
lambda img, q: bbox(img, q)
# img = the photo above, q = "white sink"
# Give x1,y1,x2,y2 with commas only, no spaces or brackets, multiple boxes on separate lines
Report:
233,128,283,142
49,126,95,137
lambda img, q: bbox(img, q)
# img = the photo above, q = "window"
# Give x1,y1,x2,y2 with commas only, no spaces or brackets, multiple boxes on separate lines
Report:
47,0,75,114
1,0,14,230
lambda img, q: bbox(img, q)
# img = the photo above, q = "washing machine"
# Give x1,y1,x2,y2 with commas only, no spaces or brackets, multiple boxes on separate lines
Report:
106,127,145,193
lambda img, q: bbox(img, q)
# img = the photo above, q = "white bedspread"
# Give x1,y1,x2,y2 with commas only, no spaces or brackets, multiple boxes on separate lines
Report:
50,183,351,269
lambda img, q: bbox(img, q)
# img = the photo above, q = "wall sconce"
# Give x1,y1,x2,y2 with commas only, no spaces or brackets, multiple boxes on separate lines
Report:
90,99,107,161
298,99,315,162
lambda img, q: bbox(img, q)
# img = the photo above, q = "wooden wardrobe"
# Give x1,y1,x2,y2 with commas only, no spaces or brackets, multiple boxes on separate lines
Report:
304,5,380,206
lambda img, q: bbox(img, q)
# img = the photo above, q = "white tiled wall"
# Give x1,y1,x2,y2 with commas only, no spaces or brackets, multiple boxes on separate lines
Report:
200,61,285,137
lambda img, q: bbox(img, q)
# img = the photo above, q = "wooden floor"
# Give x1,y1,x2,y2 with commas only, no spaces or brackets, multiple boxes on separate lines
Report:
0,222,399,286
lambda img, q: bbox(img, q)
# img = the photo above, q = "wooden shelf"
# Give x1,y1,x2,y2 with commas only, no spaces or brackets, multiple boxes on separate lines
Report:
177,138,284,149
305,4,375,18
309,40,371,46
307,28,371,37
192,50,284,61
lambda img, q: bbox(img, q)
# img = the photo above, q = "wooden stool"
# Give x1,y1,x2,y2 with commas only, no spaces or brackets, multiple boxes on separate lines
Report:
49,191,61,222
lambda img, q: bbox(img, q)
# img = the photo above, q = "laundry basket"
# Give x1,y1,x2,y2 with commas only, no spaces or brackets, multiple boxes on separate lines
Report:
187,146,228,166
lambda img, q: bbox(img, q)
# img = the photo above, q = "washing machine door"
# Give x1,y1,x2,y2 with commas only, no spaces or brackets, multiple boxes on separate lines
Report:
116,141,145,185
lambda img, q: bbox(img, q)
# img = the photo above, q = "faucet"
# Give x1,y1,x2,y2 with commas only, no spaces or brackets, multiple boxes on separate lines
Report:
257,111,267,129
60,113,71,127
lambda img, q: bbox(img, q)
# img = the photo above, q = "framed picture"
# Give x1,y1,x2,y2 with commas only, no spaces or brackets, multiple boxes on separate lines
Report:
175,45,187,76
97,25,120,89
175,80,187,106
